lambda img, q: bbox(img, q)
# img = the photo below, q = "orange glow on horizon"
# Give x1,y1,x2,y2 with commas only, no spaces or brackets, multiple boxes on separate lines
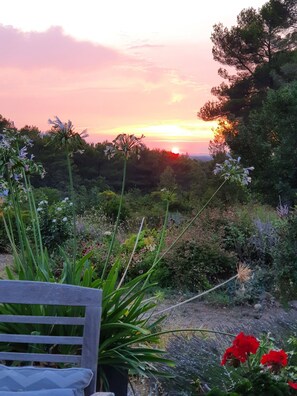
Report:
87,119,217,155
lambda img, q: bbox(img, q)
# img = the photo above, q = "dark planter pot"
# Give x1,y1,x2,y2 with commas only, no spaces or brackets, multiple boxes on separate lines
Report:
98,365,128,396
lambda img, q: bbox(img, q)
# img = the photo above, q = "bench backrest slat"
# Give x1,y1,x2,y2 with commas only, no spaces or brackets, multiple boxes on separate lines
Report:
0,281,99,306
0,351,81,364
0,334,83,345
0,315,85,325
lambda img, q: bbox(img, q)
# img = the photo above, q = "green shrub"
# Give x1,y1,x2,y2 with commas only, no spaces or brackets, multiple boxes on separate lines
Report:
35,198,73,251
121,229,157,253
207,372,293,395
158,239,236,291
33,187,61,205
99,190,129,221
205,291,231,307
272,209,297,301
221,204,278,264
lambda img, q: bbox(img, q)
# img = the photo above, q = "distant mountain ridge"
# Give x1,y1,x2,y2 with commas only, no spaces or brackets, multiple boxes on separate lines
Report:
190,154,211,162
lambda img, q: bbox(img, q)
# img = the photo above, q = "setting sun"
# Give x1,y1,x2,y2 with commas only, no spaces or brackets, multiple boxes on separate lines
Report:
171,146,180,154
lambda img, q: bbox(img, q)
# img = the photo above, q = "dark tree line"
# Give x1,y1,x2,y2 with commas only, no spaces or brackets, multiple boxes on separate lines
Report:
0,115,213,205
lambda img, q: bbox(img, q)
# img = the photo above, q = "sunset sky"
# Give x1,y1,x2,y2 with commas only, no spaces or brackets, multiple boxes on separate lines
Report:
0,0,267,155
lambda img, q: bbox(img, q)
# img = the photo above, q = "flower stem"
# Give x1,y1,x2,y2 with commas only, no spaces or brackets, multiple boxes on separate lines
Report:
117,216,145,289
66,149,77,267
151,179,227,270
143,199,170,289
101,157,127,279
113,328,236,350
153,199,170,265
151,274,238,317
247,356,252,372
23,173,45,269
23,174,39,258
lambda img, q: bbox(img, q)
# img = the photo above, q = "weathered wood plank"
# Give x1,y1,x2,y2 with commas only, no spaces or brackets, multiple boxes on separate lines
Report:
0,315,85,325
0,352,81,363
0,281,101,307
82,305,102,395
0,334,83,345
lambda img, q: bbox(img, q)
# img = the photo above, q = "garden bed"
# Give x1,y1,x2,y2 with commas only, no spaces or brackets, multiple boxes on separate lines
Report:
128,297,297,395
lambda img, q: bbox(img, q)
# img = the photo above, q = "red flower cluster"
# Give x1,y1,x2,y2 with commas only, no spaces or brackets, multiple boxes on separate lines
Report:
221,333,295,390
288,381,297,390
221,332,260,366
260,349,288,373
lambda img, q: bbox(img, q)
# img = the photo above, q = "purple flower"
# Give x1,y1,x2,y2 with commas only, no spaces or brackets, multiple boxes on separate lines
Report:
0,189,9,197
19,147,28,159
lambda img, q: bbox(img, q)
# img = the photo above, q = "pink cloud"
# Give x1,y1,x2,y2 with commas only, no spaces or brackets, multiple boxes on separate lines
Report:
127,42,221,87
0,25,127,70
0,26,217,154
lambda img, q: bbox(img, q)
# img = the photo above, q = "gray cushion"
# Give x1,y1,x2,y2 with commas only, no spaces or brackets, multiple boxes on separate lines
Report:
0,390,75,395
0,365,93,396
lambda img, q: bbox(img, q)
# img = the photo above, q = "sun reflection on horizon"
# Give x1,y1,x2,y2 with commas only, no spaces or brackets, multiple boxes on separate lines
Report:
87,119,217,155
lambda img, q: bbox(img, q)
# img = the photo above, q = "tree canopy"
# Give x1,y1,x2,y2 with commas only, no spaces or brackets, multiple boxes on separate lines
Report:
199,0,297,121
199,0,297,204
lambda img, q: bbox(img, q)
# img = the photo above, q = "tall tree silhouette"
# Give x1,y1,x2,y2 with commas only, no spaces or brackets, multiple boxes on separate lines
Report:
198,0,297,203
198,0,297,122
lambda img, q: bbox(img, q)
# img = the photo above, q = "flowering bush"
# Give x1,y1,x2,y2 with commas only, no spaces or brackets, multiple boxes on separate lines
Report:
36,197,74,251
207,332,297,395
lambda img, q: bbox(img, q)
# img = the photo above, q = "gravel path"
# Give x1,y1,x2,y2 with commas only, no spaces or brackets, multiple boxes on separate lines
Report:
156,298,297,334
129,299,297,395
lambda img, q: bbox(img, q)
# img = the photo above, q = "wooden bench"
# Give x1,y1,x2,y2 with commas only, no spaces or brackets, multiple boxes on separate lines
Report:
0,280,114,396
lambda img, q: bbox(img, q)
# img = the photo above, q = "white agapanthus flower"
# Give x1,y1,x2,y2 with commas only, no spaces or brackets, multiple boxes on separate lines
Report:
214,155,254,186
105,133,145,160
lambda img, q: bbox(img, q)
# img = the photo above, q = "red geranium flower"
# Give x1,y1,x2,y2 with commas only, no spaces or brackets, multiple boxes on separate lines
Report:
261,349,288,373
221,346,241,366
221,332,260,366
233,332,260,355
288,381,297,390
